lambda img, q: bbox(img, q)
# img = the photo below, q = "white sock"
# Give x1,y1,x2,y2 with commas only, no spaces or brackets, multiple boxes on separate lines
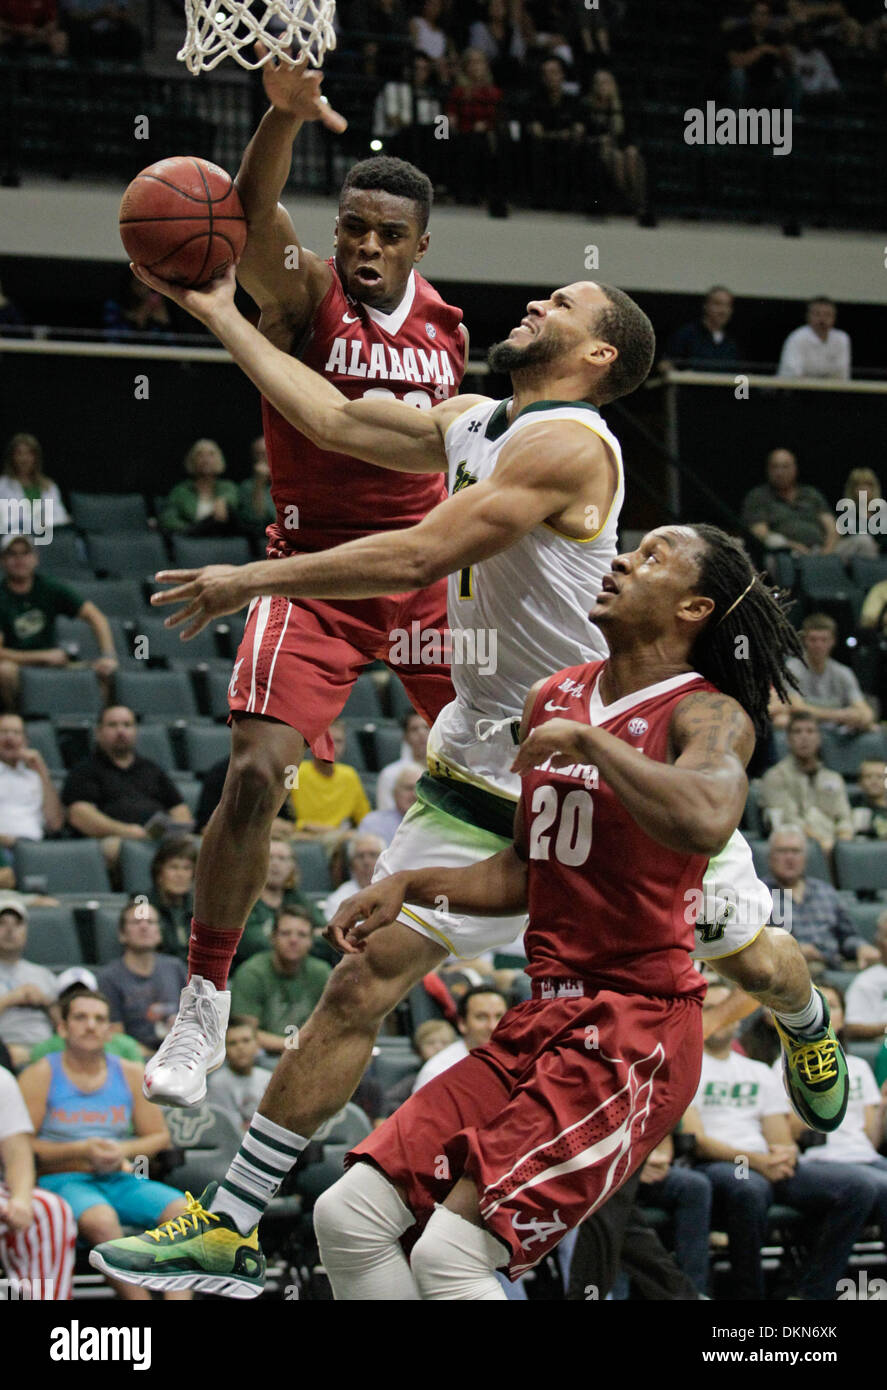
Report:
774,988,825,1038
313,1162,419,1301
212,1112,308,1235
411,1205,509,1300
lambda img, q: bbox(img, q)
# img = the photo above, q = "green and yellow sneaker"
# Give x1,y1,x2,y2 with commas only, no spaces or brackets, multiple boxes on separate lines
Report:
89,1183,265,1298
773,988,849,1133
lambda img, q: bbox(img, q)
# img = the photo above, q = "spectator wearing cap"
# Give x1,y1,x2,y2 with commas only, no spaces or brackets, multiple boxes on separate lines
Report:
757,711,854,855
778,296,852,380
149,837,196,959
17,990,190,1302
96,901,186,1057
0,713,64,864
62,706,192,876
376,711,429,809
771,613,875,734
29,972,143,1063
0,534,117,712
0,897,57,1069
359,764,421,846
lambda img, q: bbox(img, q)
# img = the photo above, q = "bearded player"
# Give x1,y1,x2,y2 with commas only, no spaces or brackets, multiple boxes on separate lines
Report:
90,268,847,1294
145,58,468,1091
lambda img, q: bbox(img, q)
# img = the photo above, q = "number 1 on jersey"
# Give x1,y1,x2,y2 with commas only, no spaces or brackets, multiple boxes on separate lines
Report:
458,565,473,600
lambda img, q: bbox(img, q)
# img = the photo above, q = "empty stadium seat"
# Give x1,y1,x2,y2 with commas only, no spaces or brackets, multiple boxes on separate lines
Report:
820,729,887,779
386,677,414,721
846,1039,884,1071
19,669,103,720
206,668,234,719
36,529,91,576
341,673,384,720
55,616,103,661
21,906,82,970
372,723,405,771
126,614,222,665
70,579,147,618
184,724,231,774
87,532,168,579
114,670,199,719
69,492,149,534
118,839,159,896
23,720,64,772
163,1104,242,1194
129,723,177,772
842,899,886,944
169,536,252,569
172,776,202,815
850,556,887,594
834,841,887,895
14,839,110,895
293,842,332,893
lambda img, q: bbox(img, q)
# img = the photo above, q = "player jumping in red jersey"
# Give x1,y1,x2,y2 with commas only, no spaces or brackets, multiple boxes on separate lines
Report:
144,60,467,1104
295,524,850,1298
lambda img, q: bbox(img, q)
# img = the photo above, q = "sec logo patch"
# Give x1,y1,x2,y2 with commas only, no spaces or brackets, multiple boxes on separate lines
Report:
627,717,648,736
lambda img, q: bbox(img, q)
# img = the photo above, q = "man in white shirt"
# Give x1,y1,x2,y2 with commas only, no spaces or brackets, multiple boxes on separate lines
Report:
412,984,507,1092
375,711,429,811
0,713,64,848
845,914,887,1042
683,983,876,1299
360,765,422,847
0,898,58,1069
0,1064,77,1299
323,834,386,920
777,296,851,380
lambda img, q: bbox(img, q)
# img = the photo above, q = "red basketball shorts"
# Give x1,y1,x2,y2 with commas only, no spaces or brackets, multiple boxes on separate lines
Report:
228,578,454,760
347,984,703,1280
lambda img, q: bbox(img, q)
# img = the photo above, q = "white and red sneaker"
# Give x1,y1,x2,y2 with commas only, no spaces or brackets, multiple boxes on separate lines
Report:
143,975,230,1107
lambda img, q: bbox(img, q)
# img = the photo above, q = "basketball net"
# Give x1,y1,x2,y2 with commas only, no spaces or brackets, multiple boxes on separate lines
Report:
178,0,336,73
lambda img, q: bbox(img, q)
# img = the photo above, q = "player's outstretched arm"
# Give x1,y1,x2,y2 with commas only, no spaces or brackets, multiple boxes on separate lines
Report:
131,263,459,475
234,50,346,325
512,691,754,856
327,847,529,954
150,418,613,635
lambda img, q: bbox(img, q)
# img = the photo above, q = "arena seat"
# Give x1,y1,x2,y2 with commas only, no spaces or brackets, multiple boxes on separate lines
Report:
23,720,64,772
850,557,887,594
20,669,104,720
169,536,252,569
845,1039,883,1070
206,668,234,719
66,578,148,617
14,839,110,895
842,899,886,943
834,841,887,895
820,729,887,779
340,673,385,721
173,775,202,815
292,842,332,893
55,616,106,661
114,669,199,719
90,906,123,966
21,906,82,970
162,1104,243,1195
118,839,158,896
128,722,177,771
37,528,92,577
128,614,223,665
386,677,414,721
183,723,231,774
371,722,405,771
87,532,168,579
69,491,149,533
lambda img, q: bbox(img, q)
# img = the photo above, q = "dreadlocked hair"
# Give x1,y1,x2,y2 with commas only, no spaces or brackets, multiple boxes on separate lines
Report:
688,524,802,735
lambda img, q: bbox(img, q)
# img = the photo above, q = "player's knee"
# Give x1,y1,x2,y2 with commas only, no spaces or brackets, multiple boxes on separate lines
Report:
224,745,289,823
322,954,399,1028
314,1164,409,1260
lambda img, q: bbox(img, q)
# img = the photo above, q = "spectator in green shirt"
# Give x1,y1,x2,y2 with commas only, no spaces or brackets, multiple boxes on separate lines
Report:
237,436,275,544
230,911,331,1055
236,835,324,965
741,447,836,555
0,535,118,712
159,438,241,535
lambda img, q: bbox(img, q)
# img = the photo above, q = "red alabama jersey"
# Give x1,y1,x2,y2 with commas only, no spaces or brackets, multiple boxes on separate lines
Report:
520,661,717,1001
263,258,465,553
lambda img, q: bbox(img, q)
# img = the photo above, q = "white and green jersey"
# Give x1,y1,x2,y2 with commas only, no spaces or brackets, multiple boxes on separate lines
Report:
427,396,624,802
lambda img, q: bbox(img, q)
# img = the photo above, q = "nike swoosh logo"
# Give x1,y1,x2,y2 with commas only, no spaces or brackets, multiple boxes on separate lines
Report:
342,312,359,323
544,701,571,712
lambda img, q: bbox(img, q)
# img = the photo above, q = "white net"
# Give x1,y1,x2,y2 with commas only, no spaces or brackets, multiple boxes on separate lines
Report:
178,0,336,73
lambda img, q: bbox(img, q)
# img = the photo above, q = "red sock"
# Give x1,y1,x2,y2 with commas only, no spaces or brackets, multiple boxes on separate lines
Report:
188,918,242,991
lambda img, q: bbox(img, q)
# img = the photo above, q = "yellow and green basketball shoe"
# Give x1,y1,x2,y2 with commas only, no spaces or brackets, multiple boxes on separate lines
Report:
89,1183,265,1298
773,988,849,1133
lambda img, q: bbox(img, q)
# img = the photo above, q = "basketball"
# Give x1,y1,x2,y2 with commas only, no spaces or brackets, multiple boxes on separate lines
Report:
118,156,247,287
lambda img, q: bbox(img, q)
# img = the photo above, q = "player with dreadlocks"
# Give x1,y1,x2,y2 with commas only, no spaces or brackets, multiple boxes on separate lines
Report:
268,521,847,1300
